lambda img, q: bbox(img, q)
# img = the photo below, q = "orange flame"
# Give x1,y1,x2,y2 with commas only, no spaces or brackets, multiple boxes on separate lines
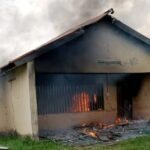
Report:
71,92,90,112
88,131,98,138
115,117,129,125
93,94,97,104
115,117,122,124
103,124,115,129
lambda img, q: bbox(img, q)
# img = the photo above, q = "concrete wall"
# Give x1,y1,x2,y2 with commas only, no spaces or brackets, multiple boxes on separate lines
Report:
38,74,150,131
133,74,150,120
0,62,38,137
0,75,10,132
28,62,39,138
38,84,117,130
35,17,150,131
35,18,150,73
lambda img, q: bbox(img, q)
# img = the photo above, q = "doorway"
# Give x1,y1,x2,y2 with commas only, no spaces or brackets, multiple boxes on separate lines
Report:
117,76,133,119
117,74,144,120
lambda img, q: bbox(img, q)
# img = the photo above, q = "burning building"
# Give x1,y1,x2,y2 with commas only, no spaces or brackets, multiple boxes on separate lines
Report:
0,9,150,139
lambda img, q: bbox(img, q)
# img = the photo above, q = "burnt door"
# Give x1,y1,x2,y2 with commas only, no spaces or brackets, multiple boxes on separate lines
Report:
117,81,133,119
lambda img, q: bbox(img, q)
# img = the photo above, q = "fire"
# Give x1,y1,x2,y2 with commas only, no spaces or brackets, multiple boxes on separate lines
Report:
103,124,115,129
115,117,129,125
124,118,129,124
71,92,90,112
115,117,122,124
88,131,98,138
93,94,97,103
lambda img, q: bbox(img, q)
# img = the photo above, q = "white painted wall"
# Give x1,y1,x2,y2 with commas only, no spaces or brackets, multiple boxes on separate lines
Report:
0,62,38,137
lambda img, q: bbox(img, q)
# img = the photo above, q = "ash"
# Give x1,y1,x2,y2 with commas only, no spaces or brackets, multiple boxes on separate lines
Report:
40,120,150,146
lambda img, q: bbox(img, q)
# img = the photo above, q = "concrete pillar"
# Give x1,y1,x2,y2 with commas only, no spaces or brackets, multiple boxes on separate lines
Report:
4,62,39,138
27,61,39,139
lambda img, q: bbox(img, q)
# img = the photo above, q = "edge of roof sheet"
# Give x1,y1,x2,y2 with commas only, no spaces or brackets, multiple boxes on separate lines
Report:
0,8,150,74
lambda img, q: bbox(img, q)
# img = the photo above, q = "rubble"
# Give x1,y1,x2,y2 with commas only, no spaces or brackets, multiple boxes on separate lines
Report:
40,120,150,146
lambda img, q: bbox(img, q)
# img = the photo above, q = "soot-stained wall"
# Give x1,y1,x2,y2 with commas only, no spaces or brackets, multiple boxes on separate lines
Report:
35,17,150,73
37,74,126,130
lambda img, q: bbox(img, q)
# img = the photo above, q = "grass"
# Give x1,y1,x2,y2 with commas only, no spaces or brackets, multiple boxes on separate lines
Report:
0,135,150,150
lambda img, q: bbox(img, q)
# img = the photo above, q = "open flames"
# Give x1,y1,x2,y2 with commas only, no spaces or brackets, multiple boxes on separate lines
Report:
115,117,129,125
46,120,150,146
78,117,129,139
85,131,98,138
70,91,102,113
70,91,129,139
71,92,91,112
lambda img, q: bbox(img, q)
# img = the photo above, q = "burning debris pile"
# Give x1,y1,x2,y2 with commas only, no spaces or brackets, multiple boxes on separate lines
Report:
40,120,150,146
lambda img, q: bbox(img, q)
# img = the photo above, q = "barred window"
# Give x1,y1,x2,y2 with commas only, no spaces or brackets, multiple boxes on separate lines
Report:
36,74,104,114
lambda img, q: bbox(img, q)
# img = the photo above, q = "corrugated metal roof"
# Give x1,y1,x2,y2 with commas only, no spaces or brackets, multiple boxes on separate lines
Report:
0,8,150,74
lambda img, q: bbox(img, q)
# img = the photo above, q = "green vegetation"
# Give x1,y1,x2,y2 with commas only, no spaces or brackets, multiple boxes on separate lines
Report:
0,135,150,150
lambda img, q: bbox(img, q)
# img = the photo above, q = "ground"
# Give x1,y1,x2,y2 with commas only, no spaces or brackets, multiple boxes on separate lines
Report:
0,135,150,150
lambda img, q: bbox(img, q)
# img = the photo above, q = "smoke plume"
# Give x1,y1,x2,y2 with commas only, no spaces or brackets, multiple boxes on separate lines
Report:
0,0,150,67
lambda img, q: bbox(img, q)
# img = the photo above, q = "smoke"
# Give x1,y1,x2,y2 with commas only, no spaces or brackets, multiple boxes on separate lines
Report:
48,0,150,34
0,0,57,66
0,0,150,67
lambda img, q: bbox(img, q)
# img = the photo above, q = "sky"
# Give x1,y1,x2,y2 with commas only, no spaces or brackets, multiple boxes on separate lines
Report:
0,0,150,67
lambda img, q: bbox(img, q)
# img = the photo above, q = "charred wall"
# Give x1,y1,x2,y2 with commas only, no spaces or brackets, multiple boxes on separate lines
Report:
38,84,117,130
35,17,150,73
36,74,126,130
133,74,150,120
34,17,150,130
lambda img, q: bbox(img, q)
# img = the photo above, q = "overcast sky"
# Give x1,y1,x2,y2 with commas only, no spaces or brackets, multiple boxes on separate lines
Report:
0,0,150,66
